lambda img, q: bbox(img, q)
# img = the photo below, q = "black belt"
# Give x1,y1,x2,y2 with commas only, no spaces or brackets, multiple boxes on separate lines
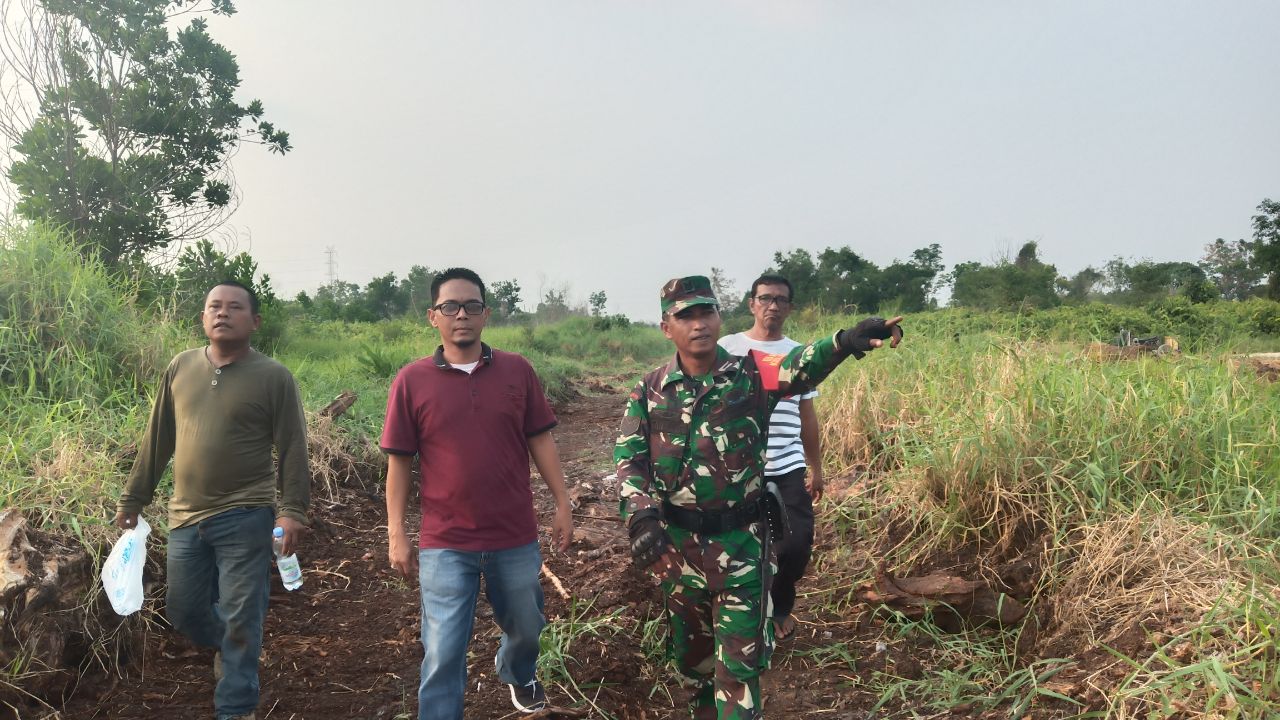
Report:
661,499,761,535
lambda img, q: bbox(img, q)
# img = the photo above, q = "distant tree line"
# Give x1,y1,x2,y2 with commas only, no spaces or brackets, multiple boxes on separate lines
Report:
291,270,624,327
720,199,1279,314
116,196,1278,335
729,243,946,315
946,198,1277,310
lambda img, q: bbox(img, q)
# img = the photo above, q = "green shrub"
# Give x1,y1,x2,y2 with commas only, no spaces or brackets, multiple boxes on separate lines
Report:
0,223,183,408
0,223,188,534
356,343,410,378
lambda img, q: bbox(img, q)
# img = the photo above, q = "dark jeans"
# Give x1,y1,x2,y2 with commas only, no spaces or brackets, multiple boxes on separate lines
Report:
769,468,814,618
166,506,274,720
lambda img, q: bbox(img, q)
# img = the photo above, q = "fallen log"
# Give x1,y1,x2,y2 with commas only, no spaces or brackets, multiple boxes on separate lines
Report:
319,390,358,418
0,509,99,707
0,509,33,600
855,564,1027,630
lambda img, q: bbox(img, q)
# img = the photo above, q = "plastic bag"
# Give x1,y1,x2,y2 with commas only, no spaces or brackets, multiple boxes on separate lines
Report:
101,516,150,616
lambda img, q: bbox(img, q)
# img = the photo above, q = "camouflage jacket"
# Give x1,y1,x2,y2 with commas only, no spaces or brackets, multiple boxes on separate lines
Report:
616,333,848,524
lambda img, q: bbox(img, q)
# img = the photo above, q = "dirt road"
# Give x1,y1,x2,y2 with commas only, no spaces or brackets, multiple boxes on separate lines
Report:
61,392,882,719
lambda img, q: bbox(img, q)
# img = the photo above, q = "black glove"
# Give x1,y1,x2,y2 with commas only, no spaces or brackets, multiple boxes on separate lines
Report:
628,512,674,572
838,316,904,358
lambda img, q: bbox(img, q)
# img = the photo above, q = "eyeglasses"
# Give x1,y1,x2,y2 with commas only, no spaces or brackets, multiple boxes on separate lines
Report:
432,300,486,316
753,295,792,308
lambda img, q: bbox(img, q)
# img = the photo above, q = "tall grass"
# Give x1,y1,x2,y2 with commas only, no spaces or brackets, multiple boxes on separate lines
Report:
877,299,1280,352
1,223,187,535
790,315,1280,717
277,316,669,441
808,331,1279,545
0,223,193,701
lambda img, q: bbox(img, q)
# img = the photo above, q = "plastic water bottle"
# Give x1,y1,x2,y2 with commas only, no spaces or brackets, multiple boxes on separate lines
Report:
272,527,303,591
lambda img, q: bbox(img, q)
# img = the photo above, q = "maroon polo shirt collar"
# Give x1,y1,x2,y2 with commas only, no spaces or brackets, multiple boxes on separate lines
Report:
431,343,494,369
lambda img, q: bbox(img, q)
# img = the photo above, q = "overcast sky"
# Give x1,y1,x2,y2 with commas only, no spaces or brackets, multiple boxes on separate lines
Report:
203,1,1279,319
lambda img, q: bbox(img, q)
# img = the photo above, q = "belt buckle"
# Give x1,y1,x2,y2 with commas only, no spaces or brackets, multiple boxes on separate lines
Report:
721,506,739,534
701,512,719,535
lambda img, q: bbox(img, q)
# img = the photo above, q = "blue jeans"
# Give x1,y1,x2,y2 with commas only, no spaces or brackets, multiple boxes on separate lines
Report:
417,541,546,720
166,506,273,720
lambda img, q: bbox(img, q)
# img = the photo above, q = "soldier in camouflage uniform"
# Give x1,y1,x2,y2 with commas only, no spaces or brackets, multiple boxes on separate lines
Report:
616,276,903,719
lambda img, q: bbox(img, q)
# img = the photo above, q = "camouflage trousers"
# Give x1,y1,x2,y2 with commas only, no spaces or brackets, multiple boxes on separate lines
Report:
665,575,773,720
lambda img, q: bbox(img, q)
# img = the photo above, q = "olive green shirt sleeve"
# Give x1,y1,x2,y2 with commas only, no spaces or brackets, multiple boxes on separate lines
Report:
273,371,310,525
117,361,178,515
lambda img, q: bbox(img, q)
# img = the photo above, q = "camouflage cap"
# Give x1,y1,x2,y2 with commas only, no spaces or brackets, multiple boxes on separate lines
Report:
660,275,718,315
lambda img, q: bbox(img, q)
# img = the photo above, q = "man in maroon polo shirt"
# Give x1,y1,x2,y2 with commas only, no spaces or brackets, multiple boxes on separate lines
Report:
381,267,573,719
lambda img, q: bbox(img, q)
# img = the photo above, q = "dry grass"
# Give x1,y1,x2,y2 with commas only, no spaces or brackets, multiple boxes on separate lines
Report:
804,333,1280,716
1034,508,1279,717
1043,508,1244,652
1084,341,1151,361
306,412,385,503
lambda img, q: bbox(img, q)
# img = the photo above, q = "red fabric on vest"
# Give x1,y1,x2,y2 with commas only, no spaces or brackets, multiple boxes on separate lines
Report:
751,349,784,391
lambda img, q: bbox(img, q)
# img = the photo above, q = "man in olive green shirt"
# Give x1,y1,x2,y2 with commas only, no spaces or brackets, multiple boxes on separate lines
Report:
114,281,309,720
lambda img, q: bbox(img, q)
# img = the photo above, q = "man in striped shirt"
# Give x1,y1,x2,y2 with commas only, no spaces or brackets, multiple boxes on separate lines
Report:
718,274,823,641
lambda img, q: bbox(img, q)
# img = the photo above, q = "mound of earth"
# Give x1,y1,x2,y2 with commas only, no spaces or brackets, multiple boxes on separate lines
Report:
1236,352,1280,381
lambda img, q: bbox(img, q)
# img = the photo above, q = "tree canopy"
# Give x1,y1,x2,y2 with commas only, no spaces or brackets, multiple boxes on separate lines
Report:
763,243,944,314
3,0,289,264
1250,198,1280,299
950,242,1061,311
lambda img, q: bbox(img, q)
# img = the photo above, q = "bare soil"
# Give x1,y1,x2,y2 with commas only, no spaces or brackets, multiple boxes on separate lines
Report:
50,391,893,719
1236,352,1280,382
50,389,1082,720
